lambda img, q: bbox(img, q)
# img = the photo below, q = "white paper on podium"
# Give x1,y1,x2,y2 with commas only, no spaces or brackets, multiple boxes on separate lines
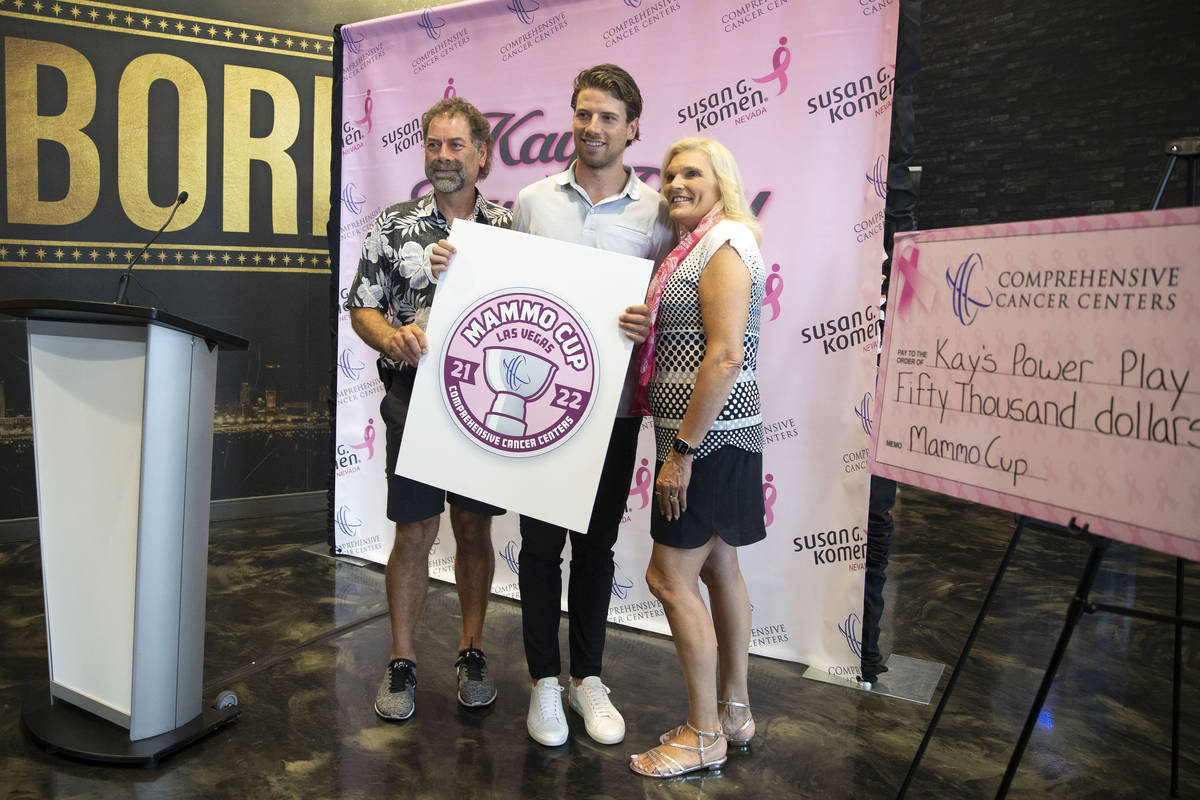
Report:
396,219,655,531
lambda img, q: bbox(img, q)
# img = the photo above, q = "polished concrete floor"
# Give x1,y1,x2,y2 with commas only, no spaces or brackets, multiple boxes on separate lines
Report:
1,486,1196,799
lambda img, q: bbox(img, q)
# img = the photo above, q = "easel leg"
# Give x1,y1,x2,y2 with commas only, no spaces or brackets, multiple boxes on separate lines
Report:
1171,557,1183,797
896,516,1026,800
994,534,1109,799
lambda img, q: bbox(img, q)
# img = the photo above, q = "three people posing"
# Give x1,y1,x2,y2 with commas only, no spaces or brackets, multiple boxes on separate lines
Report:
346,66,766,779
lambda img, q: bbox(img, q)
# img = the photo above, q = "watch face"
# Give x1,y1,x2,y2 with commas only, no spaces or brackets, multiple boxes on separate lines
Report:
673,437,691,455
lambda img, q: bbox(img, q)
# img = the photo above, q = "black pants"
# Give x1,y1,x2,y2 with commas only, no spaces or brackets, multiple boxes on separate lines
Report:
861,474,897,679
518,417,641,680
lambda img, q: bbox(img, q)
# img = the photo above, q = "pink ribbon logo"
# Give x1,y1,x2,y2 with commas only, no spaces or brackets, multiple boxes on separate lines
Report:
354,89,373,133
762,263,783,321
753,37,791,96
444,78,457,99
629,458,652,510
762,473,777,527
348,418,376,460
892,242,936,318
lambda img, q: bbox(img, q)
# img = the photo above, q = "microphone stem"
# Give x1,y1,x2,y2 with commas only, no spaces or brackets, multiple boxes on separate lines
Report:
114,197,186,305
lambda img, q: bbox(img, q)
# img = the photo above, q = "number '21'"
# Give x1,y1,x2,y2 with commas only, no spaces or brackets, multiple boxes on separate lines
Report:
450,359,476,383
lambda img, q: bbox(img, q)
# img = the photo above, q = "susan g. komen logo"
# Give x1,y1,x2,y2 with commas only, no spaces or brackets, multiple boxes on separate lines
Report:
752,37,791,96
628,457,652,510
945,252,993,327
762,263,783,321
348,418,376,460
866,154,887,199
335,505,362,538
838,612,863,659
442,289,597,457
417,9,446,39
762,473,777,526
506,0,539,24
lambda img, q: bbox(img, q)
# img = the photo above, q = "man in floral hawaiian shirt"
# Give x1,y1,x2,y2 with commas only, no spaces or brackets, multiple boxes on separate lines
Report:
344,97,512,721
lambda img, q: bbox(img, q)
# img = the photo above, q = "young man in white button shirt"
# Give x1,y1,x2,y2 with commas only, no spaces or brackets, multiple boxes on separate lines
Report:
432,64,673,747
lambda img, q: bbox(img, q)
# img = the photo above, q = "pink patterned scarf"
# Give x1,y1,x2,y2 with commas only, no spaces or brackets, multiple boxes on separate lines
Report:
629,210,723,416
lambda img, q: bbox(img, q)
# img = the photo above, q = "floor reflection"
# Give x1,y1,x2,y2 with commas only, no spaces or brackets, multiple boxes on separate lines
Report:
0,486,1195,798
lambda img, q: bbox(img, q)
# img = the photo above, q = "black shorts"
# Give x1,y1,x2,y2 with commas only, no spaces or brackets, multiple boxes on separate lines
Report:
380,366,504,524
650,446,767,549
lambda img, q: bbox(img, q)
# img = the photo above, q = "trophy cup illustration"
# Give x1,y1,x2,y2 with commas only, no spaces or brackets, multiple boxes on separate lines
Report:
482,347,558,436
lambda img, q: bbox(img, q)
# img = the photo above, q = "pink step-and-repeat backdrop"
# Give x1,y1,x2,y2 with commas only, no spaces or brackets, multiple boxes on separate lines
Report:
333,0,898,673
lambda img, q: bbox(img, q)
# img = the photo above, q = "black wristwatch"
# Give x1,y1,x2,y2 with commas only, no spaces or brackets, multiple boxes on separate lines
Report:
672,437,696,456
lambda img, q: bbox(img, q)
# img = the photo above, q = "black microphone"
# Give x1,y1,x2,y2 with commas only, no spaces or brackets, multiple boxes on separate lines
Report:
114,191,189,305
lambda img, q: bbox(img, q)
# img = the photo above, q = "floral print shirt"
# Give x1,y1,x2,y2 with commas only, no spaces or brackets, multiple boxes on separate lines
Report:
345,190,512,372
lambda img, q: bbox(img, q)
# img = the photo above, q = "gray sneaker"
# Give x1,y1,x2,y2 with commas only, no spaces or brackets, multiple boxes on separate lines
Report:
375,658,416,720
455,647,497,707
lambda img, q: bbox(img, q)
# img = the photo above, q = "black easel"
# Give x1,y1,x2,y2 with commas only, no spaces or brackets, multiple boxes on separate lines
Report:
991,522,1192,797
899,138,1199,798
896,516,1027,798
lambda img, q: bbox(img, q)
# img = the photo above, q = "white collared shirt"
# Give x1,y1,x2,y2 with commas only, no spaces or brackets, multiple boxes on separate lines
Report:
513,162,675,416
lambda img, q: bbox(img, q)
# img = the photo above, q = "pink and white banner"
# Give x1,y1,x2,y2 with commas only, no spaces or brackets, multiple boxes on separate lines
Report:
334,0,899,672
871,209,1200,561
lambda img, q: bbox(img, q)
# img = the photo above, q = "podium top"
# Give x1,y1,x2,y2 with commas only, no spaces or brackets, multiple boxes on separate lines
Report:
0,299,249,351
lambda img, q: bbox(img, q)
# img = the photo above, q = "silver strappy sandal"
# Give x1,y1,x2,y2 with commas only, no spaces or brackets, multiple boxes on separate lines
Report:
718,699,755,747
659,700,755,747
630,722,727,778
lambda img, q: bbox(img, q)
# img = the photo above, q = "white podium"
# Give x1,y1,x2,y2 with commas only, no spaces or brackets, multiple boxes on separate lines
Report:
2,299,247,764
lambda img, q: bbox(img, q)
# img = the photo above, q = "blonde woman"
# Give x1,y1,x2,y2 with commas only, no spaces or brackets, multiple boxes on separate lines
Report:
628,137,766,778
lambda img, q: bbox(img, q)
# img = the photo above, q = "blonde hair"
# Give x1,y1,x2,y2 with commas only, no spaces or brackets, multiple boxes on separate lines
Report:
660,137,762,244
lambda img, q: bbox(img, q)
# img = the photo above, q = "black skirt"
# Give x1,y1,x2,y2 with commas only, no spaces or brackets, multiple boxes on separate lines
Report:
650,446,767,549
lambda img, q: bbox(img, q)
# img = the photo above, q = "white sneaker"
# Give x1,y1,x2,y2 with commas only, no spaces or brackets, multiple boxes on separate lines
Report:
567,676,625,744
527,677,569,747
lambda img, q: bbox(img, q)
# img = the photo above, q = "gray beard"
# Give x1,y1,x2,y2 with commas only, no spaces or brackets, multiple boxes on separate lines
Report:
427,162,465,194
428,172,465,194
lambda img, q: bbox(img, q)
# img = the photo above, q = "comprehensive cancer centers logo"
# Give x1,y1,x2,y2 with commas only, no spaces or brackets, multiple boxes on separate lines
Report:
337,347,366,381
441,289,597,456
417,9,447,39
855,391,873,435
867,154,887,199
946,252,994,326
340,183,366,216
838,612,863,659
507,0,539,24
334,505,362,538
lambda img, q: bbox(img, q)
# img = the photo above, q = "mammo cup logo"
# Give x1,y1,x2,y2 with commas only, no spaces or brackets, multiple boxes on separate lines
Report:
442,289,597,456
